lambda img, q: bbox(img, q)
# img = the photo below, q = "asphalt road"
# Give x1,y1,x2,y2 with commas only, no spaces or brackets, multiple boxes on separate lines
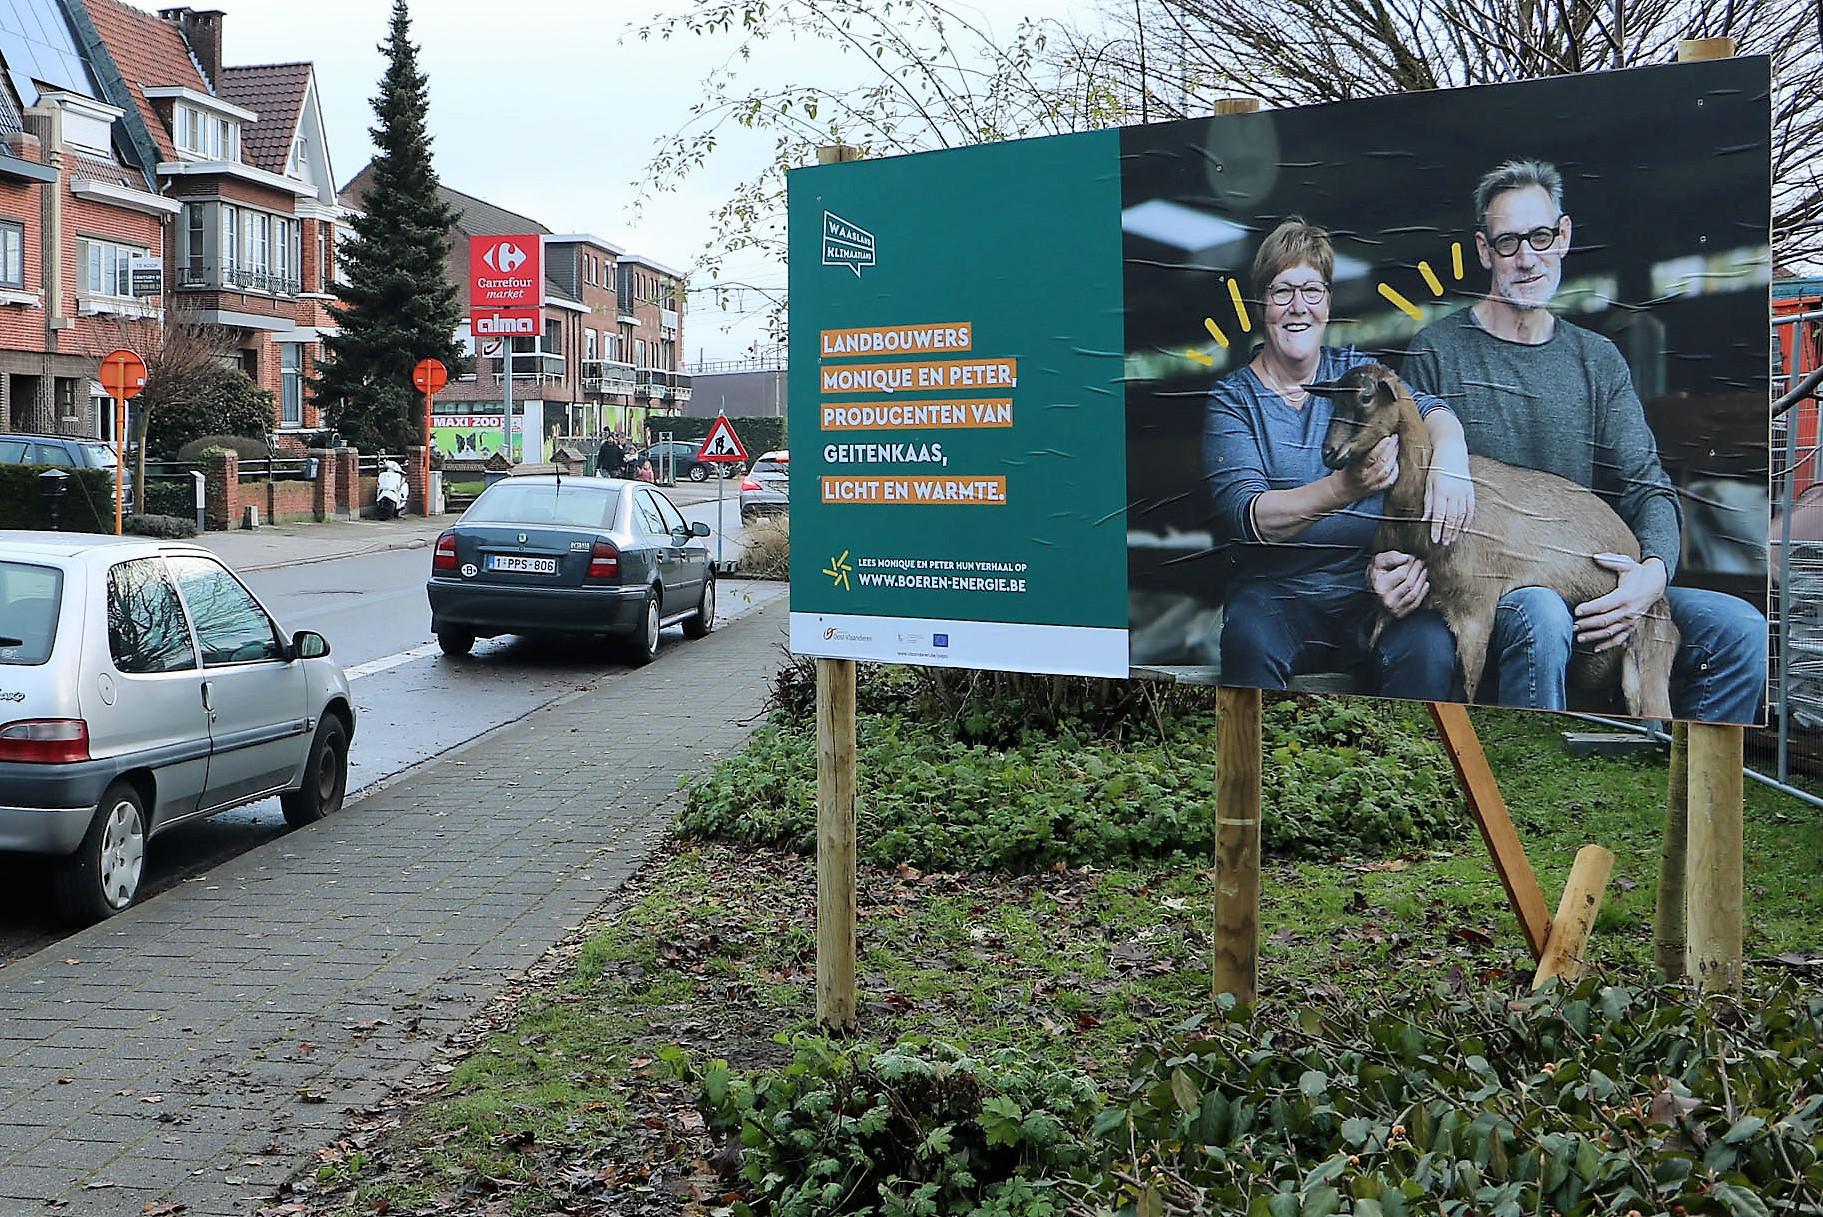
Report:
0,512,785,963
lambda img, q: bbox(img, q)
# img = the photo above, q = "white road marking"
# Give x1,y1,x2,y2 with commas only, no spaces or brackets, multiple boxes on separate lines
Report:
344,641,443,681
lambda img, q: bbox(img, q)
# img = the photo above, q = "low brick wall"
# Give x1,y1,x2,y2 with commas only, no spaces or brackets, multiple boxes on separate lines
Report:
203,446,370,529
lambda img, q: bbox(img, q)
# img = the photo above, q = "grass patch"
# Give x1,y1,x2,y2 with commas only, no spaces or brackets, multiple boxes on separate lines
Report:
288,705,1823,1217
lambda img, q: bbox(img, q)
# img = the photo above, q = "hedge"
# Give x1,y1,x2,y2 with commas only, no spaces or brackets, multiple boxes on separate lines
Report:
652,415,787,458
0,465,113,531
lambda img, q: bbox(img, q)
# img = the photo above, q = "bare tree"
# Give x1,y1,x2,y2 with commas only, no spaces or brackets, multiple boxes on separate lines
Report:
97,298,234,513
1088,0,1821,265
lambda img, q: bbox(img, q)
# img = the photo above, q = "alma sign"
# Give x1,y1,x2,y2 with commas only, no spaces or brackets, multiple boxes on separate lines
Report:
469,234,542,335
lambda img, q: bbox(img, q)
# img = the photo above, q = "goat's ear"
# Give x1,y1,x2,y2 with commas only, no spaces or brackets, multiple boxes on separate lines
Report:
1372,378,1398,407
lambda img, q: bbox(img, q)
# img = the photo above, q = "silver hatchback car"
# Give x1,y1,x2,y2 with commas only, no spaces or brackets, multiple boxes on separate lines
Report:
0,535,354,923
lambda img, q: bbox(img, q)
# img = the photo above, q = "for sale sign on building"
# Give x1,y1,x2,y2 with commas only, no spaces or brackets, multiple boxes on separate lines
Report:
469,235,543,337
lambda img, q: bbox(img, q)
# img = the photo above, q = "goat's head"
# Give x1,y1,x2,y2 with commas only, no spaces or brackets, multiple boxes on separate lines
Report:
1315,364,1417,471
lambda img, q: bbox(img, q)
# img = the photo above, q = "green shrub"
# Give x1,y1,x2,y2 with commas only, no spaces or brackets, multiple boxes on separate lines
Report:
124,513,198,539
0,465,112,531
1090,978,1823,1217
679,1037,1099,1217
178,433,268,462
679,697,1460,870
146,363,274,459
142,479,195,519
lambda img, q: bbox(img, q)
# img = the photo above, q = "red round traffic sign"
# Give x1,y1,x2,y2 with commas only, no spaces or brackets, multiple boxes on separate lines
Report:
412,358,448,394
99,348,147,400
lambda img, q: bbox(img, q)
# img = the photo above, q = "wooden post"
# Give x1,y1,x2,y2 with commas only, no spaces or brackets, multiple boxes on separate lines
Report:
817,143,863,165
1673,33,1745,994
1532,845,1616,989
816,657,858,1029
1427,704,1554,958
1686,722,1744,991
1212,97,1260,116
1213,687,1262,1004
1654,722,1689,978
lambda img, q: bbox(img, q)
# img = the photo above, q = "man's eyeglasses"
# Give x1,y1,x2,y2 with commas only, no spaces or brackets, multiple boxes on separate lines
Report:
1483,219,1565,258
1266,282,1330,307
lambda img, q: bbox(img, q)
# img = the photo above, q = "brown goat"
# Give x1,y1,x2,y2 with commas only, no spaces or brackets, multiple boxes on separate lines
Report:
1314,363,1679,718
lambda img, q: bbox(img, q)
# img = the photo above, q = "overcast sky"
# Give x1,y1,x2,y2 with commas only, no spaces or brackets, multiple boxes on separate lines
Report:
207,0,1089,366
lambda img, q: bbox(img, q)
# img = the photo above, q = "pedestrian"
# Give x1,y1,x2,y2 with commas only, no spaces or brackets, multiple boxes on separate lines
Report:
596,432,624,479
636,457,656,483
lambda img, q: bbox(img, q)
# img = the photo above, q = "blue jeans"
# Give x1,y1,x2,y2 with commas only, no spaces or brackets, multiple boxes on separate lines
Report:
1385,586,1767,722
1219,582,1456,700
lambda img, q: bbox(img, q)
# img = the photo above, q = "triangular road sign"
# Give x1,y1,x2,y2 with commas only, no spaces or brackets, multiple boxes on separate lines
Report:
697,415,749,463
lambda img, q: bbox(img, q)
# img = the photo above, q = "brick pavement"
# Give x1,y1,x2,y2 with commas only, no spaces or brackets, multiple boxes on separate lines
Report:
0,598,789,1215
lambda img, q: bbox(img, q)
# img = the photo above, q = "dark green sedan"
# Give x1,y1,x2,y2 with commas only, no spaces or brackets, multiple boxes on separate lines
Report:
426,476,715,663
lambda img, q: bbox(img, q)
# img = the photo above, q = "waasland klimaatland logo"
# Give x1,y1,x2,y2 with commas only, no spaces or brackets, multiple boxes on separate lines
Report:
822,212,875,277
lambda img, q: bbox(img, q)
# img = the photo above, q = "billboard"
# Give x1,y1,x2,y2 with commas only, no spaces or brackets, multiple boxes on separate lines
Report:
469,234,543,336
789,58,1773,725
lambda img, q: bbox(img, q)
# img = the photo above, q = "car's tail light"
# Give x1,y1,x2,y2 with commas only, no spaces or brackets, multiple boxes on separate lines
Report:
432,532,457,572
587,541,621,581
740,477,761,492
0,719,90,764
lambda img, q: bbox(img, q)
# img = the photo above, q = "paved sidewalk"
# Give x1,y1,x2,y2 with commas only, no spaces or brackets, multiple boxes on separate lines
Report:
197,516,447,573
0,599,789,1214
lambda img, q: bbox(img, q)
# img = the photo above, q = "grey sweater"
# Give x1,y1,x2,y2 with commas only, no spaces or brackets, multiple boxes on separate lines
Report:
1401,308,1681,582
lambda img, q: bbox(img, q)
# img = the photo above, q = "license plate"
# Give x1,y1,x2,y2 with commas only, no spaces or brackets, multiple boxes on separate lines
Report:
486,554,558,574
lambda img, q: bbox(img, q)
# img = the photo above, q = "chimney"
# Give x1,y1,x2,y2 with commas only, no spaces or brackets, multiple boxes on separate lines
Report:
158,8,225,90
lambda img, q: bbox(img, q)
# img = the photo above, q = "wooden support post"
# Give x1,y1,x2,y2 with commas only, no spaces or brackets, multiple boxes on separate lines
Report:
815,657,858,1030
1686,723,1744,992
1212,97,1260,116
1532,845,1616,989
1427,703,1553,959
1672,33,1745,995
1654,722,1689,978
1213,686,1262,1004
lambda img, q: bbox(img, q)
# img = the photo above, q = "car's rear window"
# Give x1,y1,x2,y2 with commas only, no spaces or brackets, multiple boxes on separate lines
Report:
465,483,621,530
752,460,786,474
0,561,63,666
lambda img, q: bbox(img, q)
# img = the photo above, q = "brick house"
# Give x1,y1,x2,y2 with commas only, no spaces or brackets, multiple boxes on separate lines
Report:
0,0,173,441
338,166,691,464
70,1,346,444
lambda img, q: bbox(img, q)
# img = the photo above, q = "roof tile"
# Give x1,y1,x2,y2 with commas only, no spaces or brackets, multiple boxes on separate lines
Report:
218,62,310,174
80,0,211,163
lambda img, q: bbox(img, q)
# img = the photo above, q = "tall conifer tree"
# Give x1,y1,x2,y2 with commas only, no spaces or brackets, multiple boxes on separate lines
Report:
314,0,462,453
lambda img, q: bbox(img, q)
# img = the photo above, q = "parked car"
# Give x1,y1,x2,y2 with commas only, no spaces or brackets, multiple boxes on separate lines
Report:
0,432,132,507
426,476,716,663
639,440,738,483
740,450,789,520
0,535,352,923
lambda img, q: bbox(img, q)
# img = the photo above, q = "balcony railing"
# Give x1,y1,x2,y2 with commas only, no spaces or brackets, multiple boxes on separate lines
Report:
581,360,636,395
632,369,692,400
175,266,301,296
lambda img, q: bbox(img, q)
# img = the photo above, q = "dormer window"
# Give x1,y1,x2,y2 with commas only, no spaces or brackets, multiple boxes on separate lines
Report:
287,136,304,176
176,104,239,161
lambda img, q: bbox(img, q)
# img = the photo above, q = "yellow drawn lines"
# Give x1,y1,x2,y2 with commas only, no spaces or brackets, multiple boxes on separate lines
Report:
1202,316,1230,349
1377,283,1424,320
1418,260,1445,297
1226,279,1251,333
1185,348,1215,367
1451,241,1464,280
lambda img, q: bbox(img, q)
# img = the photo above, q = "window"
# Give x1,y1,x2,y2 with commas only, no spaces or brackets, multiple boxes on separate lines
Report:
164,555,285,666
544,318,561,353
652,493,688,536
316,228,327,291
245,212,266,282
272,217,291,288
584,328,597,362
288,135,304,176
177,105,201,154
77,237,147,297
635,338,646,368
33,444,73,466
0,220,21,289
106,559,195,674
183,203,204,276
280,344,302,425
221,204,239,273
633,490,668,536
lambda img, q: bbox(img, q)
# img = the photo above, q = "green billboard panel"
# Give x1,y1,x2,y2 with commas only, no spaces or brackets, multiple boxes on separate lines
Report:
789,59,1773,726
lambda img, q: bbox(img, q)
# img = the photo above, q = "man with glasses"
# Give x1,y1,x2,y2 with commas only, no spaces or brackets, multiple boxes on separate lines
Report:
1382,158,1765,722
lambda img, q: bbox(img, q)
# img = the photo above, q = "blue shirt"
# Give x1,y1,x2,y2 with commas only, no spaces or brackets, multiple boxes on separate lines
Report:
1203,345,1448,597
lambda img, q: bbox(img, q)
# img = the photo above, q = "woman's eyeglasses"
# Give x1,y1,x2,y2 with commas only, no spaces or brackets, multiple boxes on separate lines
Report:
1266,282,1330,307
1483,219,1565,258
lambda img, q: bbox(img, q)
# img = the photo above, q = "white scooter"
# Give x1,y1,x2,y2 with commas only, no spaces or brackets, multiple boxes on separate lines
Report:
375,460,409,520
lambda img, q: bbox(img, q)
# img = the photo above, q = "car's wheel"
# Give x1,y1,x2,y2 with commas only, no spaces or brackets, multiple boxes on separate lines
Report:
687,463,709,482
683,574,716,639
625,590,661,665
53,781,146,925
281,716,348,828
438,630,474,657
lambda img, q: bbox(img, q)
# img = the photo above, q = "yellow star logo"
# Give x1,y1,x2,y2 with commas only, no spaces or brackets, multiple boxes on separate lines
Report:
823,549,853,591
